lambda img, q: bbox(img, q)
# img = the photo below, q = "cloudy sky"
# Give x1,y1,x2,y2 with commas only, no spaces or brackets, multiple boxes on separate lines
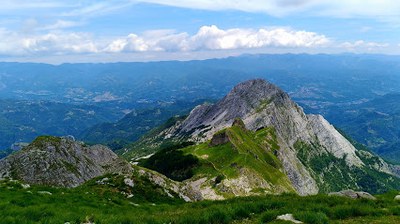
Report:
1,0,400,63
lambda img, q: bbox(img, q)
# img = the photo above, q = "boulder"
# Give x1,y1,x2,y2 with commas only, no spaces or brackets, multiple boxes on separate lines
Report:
276,214,303,223
329,189,376,200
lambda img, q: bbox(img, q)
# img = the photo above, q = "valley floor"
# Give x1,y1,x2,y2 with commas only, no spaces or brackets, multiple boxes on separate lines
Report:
1,180,400,224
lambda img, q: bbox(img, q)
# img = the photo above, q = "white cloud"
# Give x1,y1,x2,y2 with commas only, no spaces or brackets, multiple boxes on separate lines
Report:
138,0,400,19
104,25,329,52
62,1,135,17
0,25,393,60
138,0,313,16
340,40,389,51
0,28,25,55
3,0,400,25
360,26,372,33
39,20,83,31
22,32,98,54
0,0,73,10
0,30,98,56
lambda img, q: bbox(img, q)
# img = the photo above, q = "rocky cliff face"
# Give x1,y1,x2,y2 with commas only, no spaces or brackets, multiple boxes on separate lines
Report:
177,79,361,165
129,79,400,195
0,136,132,187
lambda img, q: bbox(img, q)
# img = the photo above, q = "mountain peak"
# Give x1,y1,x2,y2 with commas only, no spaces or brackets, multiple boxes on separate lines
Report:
0,136,132,187
129,79,400,196
224,78,289,107
230,79,278,93
177,79,291,136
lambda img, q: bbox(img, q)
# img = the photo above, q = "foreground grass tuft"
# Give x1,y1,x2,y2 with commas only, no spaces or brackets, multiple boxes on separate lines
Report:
0,179,400,223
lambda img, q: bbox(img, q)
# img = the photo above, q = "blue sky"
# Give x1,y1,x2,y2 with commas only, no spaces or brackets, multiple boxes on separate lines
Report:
1,0,400,63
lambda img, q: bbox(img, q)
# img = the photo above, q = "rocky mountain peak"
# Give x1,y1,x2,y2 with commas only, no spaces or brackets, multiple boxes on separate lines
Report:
217,79,290,117
133,79,400,195
0,136,132,187
226,79,287,102
178,79,292,137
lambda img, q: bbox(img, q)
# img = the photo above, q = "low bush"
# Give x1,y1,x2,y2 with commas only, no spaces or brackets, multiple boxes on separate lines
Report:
294,211,329,224
260,210,280,223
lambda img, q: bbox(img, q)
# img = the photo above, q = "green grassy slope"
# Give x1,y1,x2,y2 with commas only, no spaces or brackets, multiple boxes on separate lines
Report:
180,125,294,194
137,122,294,197
1,177,400,224
295,140,400,194
138,117,400,196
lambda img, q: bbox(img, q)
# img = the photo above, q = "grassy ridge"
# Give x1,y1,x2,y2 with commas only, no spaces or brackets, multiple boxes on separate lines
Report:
1,178,400,223
179,125,295,195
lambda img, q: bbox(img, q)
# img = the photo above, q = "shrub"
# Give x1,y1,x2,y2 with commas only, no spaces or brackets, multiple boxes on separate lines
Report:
260,210,280,223
142,143,199,181
294,211,329,224
390,206,400,216
205,209,231,224
329,205,375,219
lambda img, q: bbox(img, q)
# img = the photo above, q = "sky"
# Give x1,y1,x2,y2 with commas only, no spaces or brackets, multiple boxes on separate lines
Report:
1,0,400,63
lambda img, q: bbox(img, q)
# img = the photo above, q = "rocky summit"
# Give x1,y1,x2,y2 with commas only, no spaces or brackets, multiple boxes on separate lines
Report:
128,79,400,196
0,136,132,187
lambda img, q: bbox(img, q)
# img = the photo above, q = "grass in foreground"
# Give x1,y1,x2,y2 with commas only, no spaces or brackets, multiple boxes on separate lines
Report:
1,178,400,224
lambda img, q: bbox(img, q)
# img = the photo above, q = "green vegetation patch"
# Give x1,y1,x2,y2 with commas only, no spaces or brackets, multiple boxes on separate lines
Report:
31,136,61,148
295,140,400,194
181,126,294,192
140,142,199,181
1,178,400,224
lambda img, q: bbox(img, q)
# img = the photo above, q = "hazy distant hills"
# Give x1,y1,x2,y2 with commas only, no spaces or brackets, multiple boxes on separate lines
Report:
1,54,399,104
322,93,400,163
0,54,400,161
79,100,208,150
0,100,122,149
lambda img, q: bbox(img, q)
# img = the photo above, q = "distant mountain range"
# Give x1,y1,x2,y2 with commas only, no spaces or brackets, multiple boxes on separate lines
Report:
79,100,207,150
1,54,400,163
0,100,122,150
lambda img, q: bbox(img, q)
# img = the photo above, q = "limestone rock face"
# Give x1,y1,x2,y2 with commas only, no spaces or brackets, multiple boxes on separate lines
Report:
307,115,363,166
0,136,132,187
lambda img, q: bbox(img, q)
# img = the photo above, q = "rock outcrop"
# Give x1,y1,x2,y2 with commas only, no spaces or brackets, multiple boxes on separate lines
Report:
0,136,132,187
276,214,303,223
329,190,376,200
209,131,230,146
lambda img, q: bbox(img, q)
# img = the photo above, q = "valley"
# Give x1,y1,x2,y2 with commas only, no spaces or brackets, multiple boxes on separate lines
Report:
1,55,400,223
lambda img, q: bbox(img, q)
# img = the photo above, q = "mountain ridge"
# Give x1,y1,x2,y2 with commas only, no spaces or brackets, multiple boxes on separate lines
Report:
127,79,400,196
